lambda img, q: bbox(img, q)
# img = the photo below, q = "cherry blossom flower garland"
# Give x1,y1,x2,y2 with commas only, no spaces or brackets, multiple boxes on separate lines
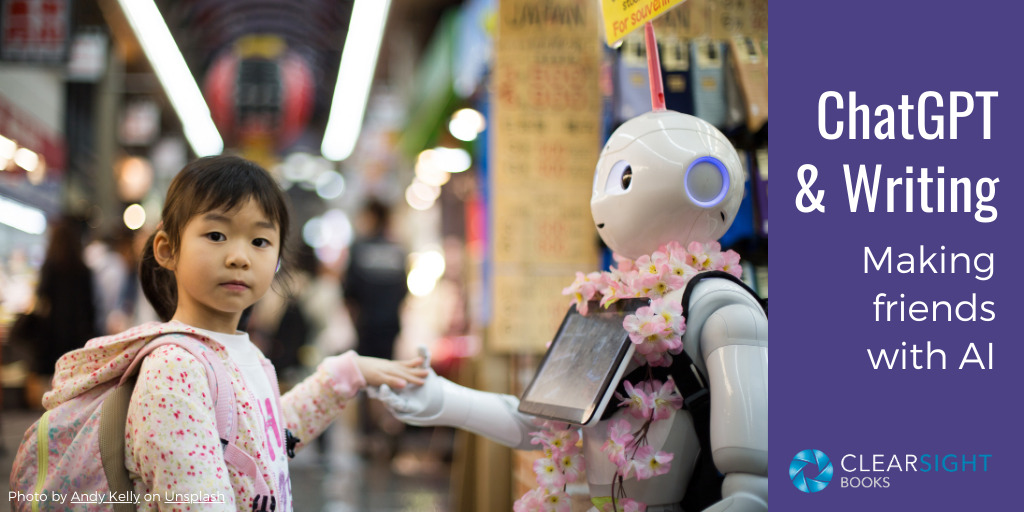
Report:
513,241,741,512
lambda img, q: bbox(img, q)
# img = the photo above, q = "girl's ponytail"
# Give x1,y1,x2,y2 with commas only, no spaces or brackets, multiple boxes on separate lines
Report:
139,230,177,321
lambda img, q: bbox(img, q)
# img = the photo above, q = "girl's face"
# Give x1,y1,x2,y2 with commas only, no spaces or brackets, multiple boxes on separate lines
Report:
158,198,280,333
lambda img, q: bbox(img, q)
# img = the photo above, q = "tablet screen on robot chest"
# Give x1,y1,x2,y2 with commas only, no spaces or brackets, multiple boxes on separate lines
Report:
518,297,648,426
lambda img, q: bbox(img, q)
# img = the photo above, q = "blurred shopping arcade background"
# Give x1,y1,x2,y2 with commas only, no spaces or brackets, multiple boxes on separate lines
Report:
0,1,767,510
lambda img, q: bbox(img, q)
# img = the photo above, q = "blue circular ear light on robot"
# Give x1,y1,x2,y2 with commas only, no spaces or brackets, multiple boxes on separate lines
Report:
685,156,730,208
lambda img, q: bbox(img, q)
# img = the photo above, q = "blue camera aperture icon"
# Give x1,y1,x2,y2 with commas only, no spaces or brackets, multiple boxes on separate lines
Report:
790,449,834,493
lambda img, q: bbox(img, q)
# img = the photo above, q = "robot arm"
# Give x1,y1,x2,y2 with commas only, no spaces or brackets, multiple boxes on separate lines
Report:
699,298,769,511
375,368,540,451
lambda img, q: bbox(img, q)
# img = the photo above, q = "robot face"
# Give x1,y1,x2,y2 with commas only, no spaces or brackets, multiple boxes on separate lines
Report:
591,111,745,259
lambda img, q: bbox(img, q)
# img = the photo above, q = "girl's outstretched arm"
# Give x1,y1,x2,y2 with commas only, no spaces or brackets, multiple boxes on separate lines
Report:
354,355,429,389
277,351,427,454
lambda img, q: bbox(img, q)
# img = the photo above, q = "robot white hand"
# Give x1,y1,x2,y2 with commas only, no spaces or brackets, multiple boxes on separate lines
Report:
371,346,445,418
372,346,538,451
369,345,436,415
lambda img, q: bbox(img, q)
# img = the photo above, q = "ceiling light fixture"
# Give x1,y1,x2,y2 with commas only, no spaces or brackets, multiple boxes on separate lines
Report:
0,195,47,235
13,147,40,172
321,0,392,161
115,0,223,156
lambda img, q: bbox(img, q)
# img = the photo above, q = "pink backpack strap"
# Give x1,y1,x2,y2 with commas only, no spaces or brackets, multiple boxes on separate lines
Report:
121,332,272,499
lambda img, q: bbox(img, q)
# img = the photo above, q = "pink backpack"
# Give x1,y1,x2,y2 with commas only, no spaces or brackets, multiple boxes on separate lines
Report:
9,330,271,511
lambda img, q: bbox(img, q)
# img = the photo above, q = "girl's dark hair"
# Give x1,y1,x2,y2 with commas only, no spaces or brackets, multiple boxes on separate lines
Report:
140,155,291,321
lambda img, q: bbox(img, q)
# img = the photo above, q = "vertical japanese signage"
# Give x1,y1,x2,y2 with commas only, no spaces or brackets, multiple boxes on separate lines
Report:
490,0,602,353
1,0,70,62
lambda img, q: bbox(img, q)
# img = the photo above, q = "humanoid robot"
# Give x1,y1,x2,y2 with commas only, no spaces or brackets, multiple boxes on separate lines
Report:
378,107,768,512
378,22,766,510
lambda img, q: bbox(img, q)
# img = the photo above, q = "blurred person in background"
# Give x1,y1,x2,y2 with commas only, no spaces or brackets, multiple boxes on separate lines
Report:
85,226,139,335
343,198,409,458
25,216,98,407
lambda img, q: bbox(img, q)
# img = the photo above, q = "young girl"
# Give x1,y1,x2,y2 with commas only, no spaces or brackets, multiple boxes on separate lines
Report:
42,155,427,511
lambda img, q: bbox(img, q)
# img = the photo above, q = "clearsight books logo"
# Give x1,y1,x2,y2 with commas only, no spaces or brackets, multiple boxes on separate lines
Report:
790,449,834,493
790,449,992,493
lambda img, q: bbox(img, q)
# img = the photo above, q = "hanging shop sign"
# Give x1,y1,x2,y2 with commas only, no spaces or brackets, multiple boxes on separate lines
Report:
67,30,108,82
600,0,685,46
1,0,70,63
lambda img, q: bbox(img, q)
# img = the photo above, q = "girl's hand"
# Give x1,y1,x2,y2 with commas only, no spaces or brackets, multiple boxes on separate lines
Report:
356,355,429,389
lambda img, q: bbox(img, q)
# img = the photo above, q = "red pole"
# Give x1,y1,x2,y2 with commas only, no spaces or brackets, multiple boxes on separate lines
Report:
644,21,666,111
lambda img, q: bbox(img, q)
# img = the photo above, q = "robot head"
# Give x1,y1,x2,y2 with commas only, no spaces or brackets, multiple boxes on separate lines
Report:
591,110,745,260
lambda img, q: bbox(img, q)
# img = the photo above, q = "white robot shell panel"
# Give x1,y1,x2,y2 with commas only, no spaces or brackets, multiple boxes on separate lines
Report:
591,110,745,259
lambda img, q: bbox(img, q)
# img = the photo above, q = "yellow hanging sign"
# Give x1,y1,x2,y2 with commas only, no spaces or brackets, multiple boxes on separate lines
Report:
601,0,688,46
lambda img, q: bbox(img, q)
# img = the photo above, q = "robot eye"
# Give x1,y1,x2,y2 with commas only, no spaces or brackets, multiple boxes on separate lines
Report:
684,156,730,207
605,160,632,194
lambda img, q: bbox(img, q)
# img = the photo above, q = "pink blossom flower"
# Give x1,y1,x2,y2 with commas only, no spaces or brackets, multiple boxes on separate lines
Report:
665,244,698,281
623,310,669,346
514,488,547,512
630,270,662,297
649,379,684,421
557,451,585,483
617,380,653,420
530,426,580,458
645,267,686,297
543,490,572,512
649,298,685,336
663,240,685,256
549,428,580,454
608,418,634,444
630,253,671,282
629,328,680,365
687,241,723,271
533,457,566,488
599,276,631,308
634,254,659,277
562,271,603,315
631,445,674,479
616,269,646,297
612,252,636,274
601,419,634,466
633,253,679,296
718,249,743,278
529,431,557,458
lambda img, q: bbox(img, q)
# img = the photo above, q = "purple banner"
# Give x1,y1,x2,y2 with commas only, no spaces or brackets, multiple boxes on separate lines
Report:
774,0,1021,509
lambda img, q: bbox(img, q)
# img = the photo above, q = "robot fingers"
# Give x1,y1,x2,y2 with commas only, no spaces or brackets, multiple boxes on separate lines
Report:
416,345,432,369
372,384,416,414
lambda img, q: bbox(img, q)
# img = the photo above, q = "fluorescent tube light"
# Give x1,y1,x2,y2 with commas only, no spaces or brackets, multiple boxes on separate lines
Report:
115,0,223,156
321,0,392,161
0,195,47,235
